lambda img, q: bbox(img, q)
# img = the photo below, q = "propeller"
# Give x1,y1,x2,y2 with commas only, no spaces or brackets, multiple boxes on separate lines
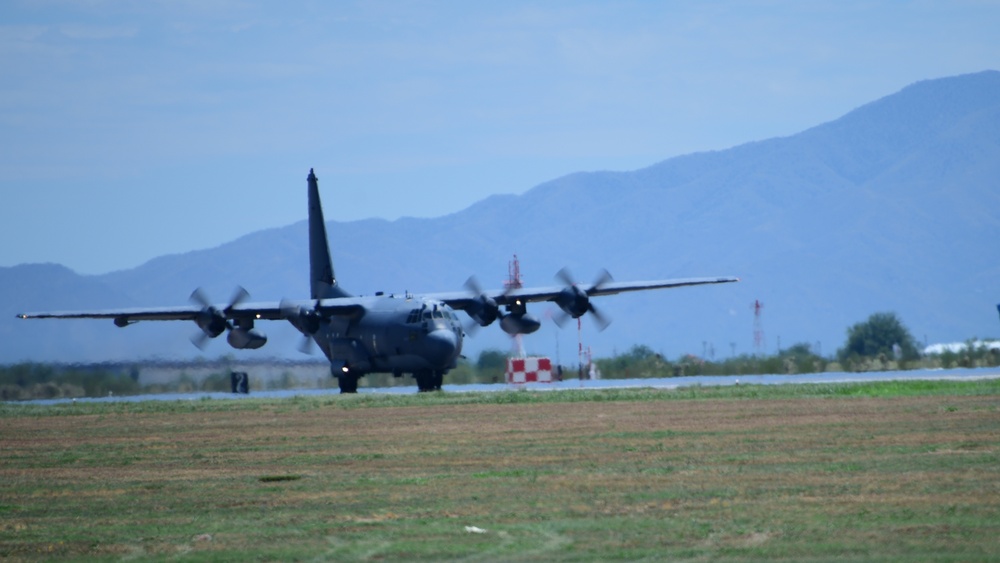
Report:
461,275,501,335
189,286,250,350
552,268,613,331
281,298,323,354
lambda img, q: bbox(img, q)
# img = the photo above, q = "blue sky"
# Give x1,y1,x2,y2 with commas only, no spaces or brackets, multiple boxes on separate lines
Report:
2,1,999,274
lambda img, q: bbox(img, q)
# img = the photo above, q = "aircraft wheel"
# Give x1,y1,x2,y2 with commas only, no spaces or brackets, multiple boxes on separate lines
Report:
415,370,435,392
338,373,359,394
432,371,443,391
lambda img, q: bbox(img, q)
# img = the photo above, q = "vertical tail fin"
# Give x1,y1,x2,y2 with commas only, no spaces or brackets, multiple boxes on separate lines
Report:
308,169,351,299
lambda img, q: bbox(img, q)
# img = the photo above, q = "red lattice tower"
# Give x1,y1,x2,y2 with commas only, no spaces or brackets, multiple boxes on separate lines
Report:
752,299,765,354
504,254,523,291
505,255,525,357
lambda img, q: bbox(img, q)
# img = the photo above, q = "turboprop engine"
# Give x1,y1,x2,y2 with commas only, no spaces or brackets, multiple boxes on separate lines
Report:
280,299,324,354
498,295,541,335
463,277,500,327
194,306,228,339
226,319,267,350
190,287,268,350
552,268,612,330
467,293,499,327
499,312,541,335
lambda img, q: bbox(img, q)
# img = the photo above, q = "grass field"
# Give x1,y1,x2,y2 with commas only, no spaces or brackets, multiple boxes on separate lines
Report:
2,381,999,561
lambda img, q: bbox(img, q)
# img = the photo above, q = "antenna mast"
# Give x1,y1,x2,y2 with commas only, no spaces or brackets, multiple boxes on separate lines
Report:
504,254,523,291
752,299,765,355
505,254,525,358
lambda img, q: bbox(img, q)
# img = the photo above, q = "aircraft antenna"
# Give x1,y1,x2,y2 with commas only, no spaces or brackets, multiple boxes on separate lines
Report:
752,299,765,355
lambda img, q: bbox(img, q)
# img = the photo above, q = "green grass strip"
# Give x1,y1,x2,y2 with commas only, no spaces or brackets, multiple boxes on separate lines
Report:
2,378,997,417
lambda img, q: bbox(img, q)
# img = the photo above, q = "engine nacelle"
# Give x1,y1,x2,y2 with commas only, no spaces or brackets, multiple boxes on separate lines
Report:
555,286,589,318
287,306,321,335
500,313,541,335
227,328,267,350
195,307,227,338
467,294,499,327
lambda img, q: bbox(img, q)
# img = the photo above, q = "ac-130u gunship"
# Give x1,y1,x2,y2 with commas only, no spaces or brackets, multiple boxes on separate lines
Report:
18,169,739,393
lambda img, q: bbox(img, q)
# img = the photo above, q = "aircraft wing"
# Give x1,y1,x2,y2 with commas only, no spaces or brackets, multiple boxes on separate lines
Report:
16,298,368,324
432,276,740,310
506,276,740,303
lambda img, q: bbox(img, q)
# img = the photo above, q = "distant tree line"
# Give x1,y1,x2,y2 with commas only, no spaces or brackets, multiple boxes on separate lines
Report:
594,342,829,379
0,363,141,401
593,311,998,378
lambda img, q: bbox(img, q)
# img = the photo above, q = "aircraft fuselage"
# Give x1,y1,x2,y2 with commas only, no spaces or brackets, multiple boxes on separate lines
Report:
317,295,463,386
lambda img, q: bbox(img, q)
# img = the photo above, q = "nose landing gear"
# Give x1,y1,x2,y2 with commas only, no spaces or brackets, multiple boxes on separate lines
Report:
333,364,359,394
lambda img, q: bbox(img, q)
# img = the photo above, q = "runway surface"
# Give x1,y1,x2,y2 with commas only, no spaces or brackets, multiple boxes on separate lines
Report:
16,366,1000,405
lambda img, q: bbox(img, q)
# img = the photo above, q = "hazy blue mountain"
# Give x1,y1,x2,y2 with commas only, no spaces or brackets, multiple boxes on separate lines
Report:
4,70,999,364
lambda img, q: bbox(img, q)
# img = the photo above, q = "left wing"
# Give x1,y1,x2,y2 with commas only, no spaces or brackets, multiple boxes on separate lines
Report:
429,274,738,331
431,276,740,311
508,276,740,304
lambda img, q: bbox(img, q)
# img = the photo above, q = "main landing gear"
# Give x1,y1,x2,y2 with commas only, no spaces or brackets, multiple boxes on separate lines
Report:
333,368,443,394
415,370,443,393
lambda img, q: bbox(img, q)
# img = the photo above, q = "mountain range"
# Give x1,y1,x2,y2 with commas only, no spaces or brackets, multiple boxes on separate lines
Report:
3,70,999,365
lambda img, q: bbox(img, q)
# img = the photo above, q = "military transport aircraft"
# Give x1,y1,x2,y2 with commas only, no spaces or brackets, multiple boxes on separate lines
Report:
17,169,739,393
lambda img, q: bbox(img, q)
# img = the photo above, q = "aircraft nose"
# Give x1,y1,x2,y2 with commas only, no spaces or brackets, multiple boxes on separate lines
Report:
424,328,459,367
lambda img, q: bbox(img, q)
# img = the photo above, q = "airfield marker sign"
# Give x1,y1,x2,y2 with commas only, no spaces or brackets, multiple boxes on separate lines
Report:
506,356,553,384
